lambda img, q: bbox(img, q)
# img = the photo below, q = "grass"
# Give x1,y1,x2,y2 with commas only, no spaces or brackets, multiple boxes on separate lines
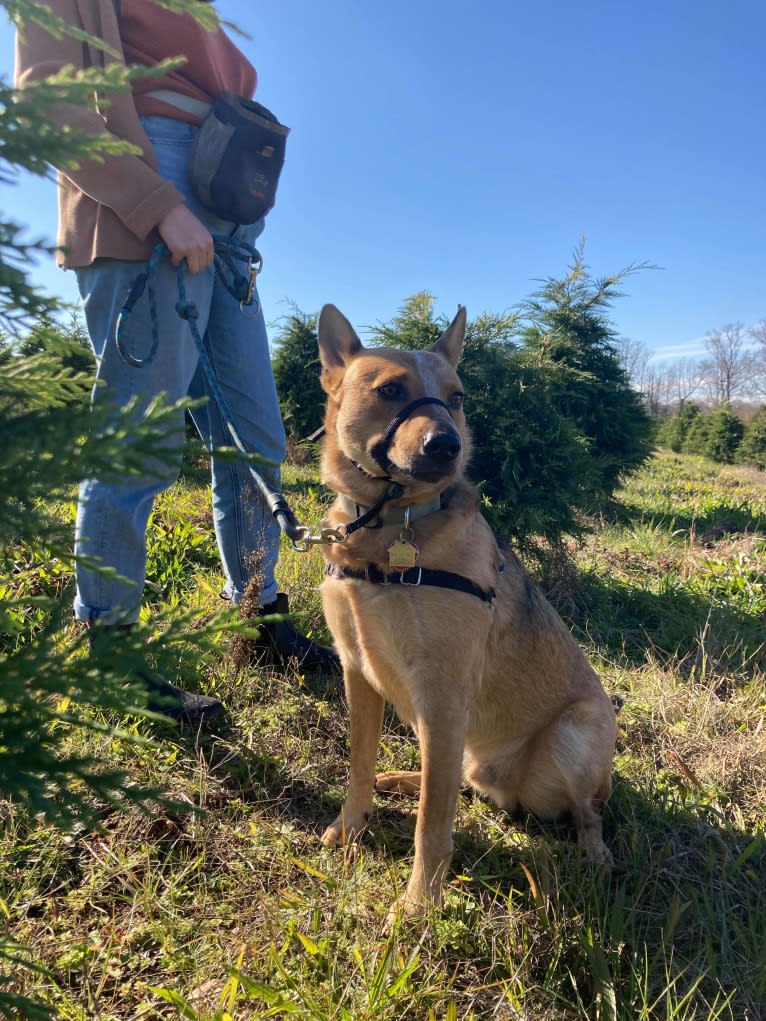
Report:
2,449,765,1019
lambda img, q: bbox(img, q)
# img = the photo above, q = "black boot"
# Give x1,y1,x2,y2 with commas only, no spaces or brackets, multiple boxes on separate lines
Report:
86,623,224,722
137,669,224,721
250,593,340,671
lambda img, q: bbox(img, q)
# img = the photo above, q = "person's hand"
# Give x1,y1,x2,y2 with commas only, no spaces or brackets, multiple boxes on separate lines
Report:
157,204,214,273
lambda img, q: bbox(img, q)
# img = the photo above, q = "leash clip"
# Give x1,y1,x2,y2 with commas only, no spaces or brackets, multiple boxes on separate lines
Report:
240,251,263,316
289,525,347,552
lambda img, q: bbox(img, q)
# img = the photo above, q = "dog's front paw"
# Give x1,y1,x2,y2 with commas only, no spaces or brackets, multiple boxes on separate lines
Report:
582,839,614,868
320,810,370,848
383,892,431,932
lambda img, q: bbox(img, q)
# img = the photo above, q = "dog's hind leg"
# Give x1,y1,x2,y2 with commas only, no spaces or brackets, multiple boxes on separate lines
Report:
321,667,385,848
375,770,422,796
516,696,616,865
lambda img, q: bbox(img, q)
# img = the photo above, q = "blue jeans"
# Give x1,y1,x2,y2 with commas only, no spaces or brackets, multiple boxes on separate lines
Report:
74,116,287,624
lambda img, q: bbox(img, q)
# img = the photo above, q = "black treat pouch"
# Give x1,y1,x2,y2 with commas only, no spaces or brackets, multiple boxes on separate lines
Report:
189,92,289,224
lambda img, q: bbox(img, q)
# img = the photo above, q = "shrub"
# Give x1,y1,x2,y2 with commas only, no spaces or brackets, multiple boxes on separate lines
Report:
657,402,701,452
737,406,766,470
704,404,745,464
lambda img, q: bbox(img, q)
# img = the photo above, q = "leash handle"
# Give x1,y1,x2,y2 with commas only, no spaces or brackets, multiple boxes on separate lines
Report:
115,237,261,368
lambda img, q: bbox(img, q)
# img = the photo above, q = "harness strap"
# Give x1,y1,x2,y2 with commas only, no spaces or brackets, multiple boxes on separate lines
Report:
326,562,496,605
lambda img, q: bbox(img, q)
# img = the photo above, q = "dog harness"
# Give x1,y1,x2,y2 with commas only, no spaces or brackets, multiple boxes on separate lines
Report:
326,396,498,604
325,561,496,605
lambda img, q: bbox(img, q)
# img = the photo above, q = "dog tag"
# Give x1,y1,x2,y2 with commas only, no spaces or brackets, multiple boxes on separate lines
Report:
387,538,419,569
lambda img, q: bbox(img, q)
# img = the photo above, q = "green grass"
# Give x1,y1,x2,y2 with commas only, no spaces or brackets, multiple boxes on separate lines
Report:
2,449,765,1019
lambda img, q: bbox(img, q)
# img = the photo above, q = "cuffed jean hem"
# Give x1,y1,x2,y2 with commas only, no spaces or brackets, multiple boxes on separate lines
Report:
219,580,279,607
73,603,141,626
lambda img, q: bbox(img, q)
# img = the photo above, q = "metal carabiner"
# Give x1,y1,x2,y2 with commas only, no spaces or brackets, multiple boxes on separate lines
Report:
240,252,264,317
289,525,347,552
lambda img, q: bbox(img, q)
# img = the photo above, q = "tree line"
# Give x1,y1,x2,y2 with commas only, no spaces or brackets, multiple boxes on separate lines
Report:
612,322,766,470
616,320,766,417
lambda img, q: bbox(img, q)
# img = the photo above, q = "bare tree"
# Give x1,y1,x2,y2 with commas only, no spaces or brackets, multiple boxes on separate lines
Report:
748,319,766,398
615,336,652,389
641,363,667,417
699,322,751,405
667,356,702,412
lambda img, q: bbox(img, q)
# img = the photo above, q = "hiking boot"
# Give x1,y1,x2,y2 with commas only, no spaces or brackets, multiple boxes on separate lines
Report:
250,593,340,671
85,622,224,722
138,669,224,721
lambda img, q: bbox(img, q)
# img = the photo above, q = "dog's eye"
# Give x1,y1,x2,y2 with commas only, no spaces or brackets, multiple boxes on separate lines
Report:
448,391,465,410
376,382,405,401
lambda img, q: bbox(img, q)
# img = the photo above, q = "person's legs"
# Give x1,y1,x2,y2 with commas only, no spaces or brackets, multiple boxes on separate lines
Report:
188,238,338,670
74,255,214,624
74,116,222,624
188,225,285,607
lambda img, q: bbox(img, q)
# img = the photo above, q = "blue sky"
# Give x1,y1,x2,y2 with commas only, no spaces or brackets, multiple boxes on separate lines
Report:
2,0,764,359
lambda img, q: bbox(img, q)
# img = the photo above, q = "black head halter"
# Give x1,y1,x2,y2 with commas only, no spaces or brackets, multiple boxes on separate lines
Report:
369,396,452,475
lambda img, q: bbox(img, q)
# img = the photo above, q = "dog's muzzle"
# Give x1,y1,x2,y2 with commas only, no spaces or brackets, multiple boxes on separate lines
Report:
369,396,461,475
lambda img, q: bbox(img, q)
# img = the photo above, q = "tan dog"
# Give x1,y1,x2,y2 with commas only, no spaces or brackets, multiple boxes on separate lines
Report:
317,304,617,923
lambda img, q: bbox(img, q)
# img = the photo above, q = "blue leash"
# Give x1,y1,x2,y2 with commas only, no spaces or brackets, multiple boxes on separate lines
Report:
115,237,342,549
115,236,261,368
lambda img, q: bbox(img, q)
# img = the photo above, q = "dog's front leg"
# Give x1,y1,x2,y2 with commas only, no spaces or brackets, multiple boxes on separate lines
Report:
387,703,468,927
321,667,384,848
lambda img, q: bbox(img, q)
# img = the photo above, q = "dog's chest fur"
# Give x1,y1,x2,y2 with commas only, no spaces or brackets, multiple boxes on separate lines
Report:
320,489,502,721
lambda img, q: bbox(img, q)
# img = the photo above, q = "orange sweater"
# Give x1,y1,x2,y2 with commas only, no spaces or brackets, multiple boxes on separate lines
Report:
122,0,256,124
15,0,256,268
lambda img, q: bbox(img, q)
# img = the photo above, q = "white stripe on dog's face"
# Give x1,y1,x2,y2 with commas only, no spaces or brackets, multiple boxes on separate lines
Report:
412,349,449,396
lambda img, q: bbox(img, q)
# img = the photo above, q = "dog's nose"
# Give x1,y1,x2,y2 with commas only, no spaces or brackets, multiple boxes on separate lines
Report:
422,429,462,462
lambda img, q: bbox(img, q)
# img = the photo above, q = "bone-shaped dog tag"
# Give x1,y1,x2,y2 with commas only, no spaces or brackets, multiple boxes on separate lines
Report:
387,538,419,569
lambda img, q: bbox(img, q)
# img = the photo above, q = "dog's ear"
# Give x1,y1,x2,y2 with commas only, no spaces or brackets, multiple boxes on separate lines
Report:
318,304,364,372
430,306,466,369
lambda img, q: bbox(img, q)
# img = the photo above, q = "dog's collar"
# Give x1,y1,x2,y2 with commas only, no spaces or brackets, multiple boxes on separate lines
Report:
335,492,443,529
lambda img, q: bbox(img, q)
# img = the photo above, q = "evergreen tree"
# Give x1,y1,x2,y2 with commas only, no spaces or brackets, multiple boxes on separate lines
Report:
519,243,653,505
1,3,222,1015
704,404,744,464
271,310,325,445
737,407,766,470
657,402,701,452
683,412,712,456
372,291,446,350
368,251,654,543
16,311,96,382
